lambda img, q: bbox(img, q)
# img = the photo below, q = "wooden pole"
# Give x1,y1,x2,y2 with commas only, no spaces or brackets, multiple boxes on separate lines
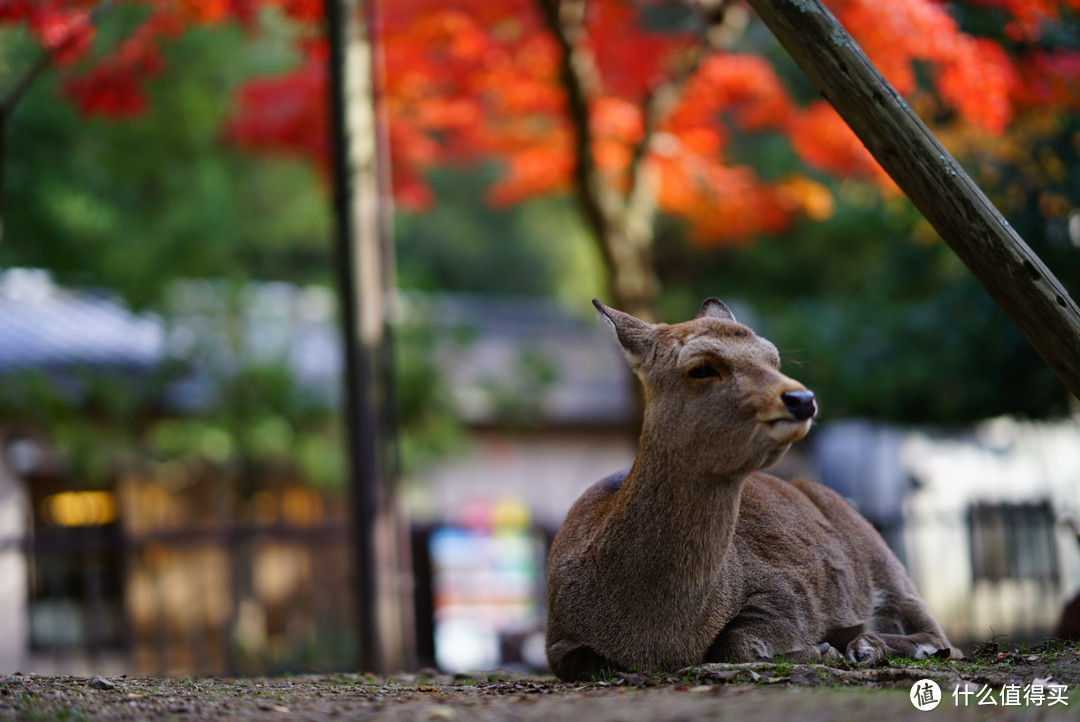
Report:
326,0,413,674
744,0,1080,400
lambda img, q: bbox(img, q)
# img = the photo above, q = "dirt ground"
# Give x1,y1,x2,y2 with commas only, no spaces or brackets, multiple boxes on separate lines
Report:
2,639,1078,721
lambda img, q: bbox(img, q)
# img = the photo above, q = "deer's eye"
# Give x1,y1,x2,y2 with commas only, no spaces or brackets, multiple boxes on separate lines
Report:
688,364,721,380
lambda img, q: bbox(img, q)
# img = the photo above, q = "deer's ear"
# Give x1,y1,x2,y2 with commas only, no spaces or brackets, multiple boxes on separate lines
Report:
593,299,654,366
696,297,736,323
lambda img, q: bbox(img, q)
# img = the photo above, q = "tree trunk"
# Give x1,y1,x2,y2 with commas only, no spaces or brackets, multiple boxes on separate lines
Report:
538,0,745,322
744,0,1080,401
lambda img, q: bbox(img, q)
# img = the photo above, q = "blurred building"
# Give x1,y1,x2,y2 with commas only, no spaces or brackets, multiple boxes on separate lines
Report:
0,270,355,675
0,270,636,675
399,292,636,531
812,417,1080,642
899,417,1080,641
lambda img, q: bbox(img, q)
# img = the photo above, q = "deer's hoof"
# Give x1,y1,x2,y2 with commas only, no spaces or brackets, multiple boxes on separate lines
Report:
817,643,841,661
845,634,885,664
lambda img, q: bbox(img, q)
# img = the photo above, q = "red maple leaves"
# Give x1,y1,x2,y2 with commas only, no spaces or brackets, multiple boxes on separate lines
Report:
372,0,1080,242
6,0,1079,245
225,62,331,175
1,0,96,65
2,0,267,116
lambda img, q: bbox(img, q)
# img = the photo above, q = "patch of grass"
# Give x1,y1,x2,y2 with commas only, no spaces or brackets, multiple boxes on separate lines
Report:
883,654,935,669
772,660,795,677
1023,637,1075,655
587,667,616,684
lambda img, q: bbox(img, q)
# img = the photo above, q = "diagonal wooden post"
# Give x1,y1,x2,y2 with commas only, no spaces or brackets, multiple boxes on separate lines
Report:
744,0,1080,400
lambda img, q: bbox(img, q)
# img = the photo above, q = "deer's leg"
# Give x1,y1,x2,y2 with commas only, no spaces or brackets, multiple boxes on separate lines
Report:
845,631,950,663
706,631,841,663
784,643,842,662
547,639,617,681
705,616,831,663
846,593,958,662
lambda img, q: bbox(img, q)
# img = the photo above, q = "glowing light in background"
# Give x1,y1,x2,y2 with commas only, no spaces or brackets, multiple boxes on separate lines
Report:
41,491,118,527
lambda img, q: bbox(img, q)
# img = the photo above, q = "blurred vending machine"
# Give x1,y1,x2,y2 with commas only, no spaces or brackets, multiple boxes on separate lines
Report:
428,498,547,673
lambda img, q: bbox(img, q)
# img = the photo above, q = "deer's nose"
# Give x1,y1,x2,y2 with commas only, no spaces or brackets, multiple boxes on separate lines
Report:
781,390,817,421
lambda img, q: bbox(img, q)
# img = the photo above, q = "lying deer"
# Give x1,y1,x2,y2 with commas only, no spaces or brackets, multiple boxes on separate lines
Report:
545,298,958,681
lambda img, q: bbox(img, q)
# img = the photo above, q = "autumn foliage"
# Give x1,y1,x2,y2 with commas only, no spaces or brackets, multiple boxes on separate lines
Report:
1,1,255,114
4,0,1080,245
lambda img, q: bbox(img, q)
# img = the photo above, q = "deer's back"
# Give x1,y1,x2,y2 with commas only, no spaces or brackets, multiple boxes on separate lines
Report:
732,474,891,623
556,468,892,579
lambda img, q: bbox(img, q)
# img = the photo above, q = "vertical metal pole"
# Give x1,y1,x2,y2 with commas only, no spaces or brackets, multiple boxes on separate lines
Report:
325,0,410,673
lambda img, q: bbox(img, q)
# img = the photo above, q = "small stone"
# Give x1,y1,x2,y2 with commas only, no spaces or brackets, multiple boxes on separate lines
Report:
614,672,658,688
267,705,291,714
89,675,116,691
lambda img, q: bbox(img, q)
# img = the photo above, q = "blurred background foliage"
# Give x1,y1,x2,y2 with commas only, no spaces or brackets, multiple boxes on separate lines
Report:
0,0,1077,502
393,166,604,303
1,7,332,306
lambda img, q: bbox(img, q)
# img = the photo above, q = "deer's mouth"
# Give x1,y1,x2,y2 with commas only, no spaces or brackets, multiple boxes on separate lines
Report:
762,416,813,443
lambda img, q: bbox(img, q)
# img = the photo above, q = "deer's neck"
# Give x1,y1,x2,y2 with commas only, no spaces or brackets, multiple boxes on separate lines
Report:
566,425,751,668
607,435,746,596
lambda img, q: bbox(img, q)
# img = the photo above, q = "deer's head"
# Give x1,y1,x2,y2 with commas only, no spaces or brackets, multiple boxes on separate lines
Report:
595,298,817,477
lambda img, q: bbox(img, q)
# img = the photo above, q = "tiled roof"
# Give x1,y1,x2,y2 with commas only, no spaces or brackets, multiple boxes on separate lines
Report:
0,269,162,371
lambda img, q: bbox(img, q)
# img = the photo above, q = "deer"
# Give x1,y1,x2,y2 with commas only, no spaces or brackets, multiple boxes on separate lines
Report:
544,298,958,681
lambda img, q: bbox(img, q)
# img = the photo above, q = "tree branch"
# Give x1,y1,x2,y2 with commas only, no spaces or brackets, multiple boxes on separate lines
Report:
622,1,744,267
621,42,700,252
0,42,58,243
625,0,737,197
0,51,55,120
535,0,626,280
0,1,115,243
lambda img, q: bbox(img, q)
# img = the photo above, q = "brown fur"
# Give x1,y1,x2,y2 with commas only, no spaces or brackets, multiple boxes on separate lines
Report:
544,298,957,681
